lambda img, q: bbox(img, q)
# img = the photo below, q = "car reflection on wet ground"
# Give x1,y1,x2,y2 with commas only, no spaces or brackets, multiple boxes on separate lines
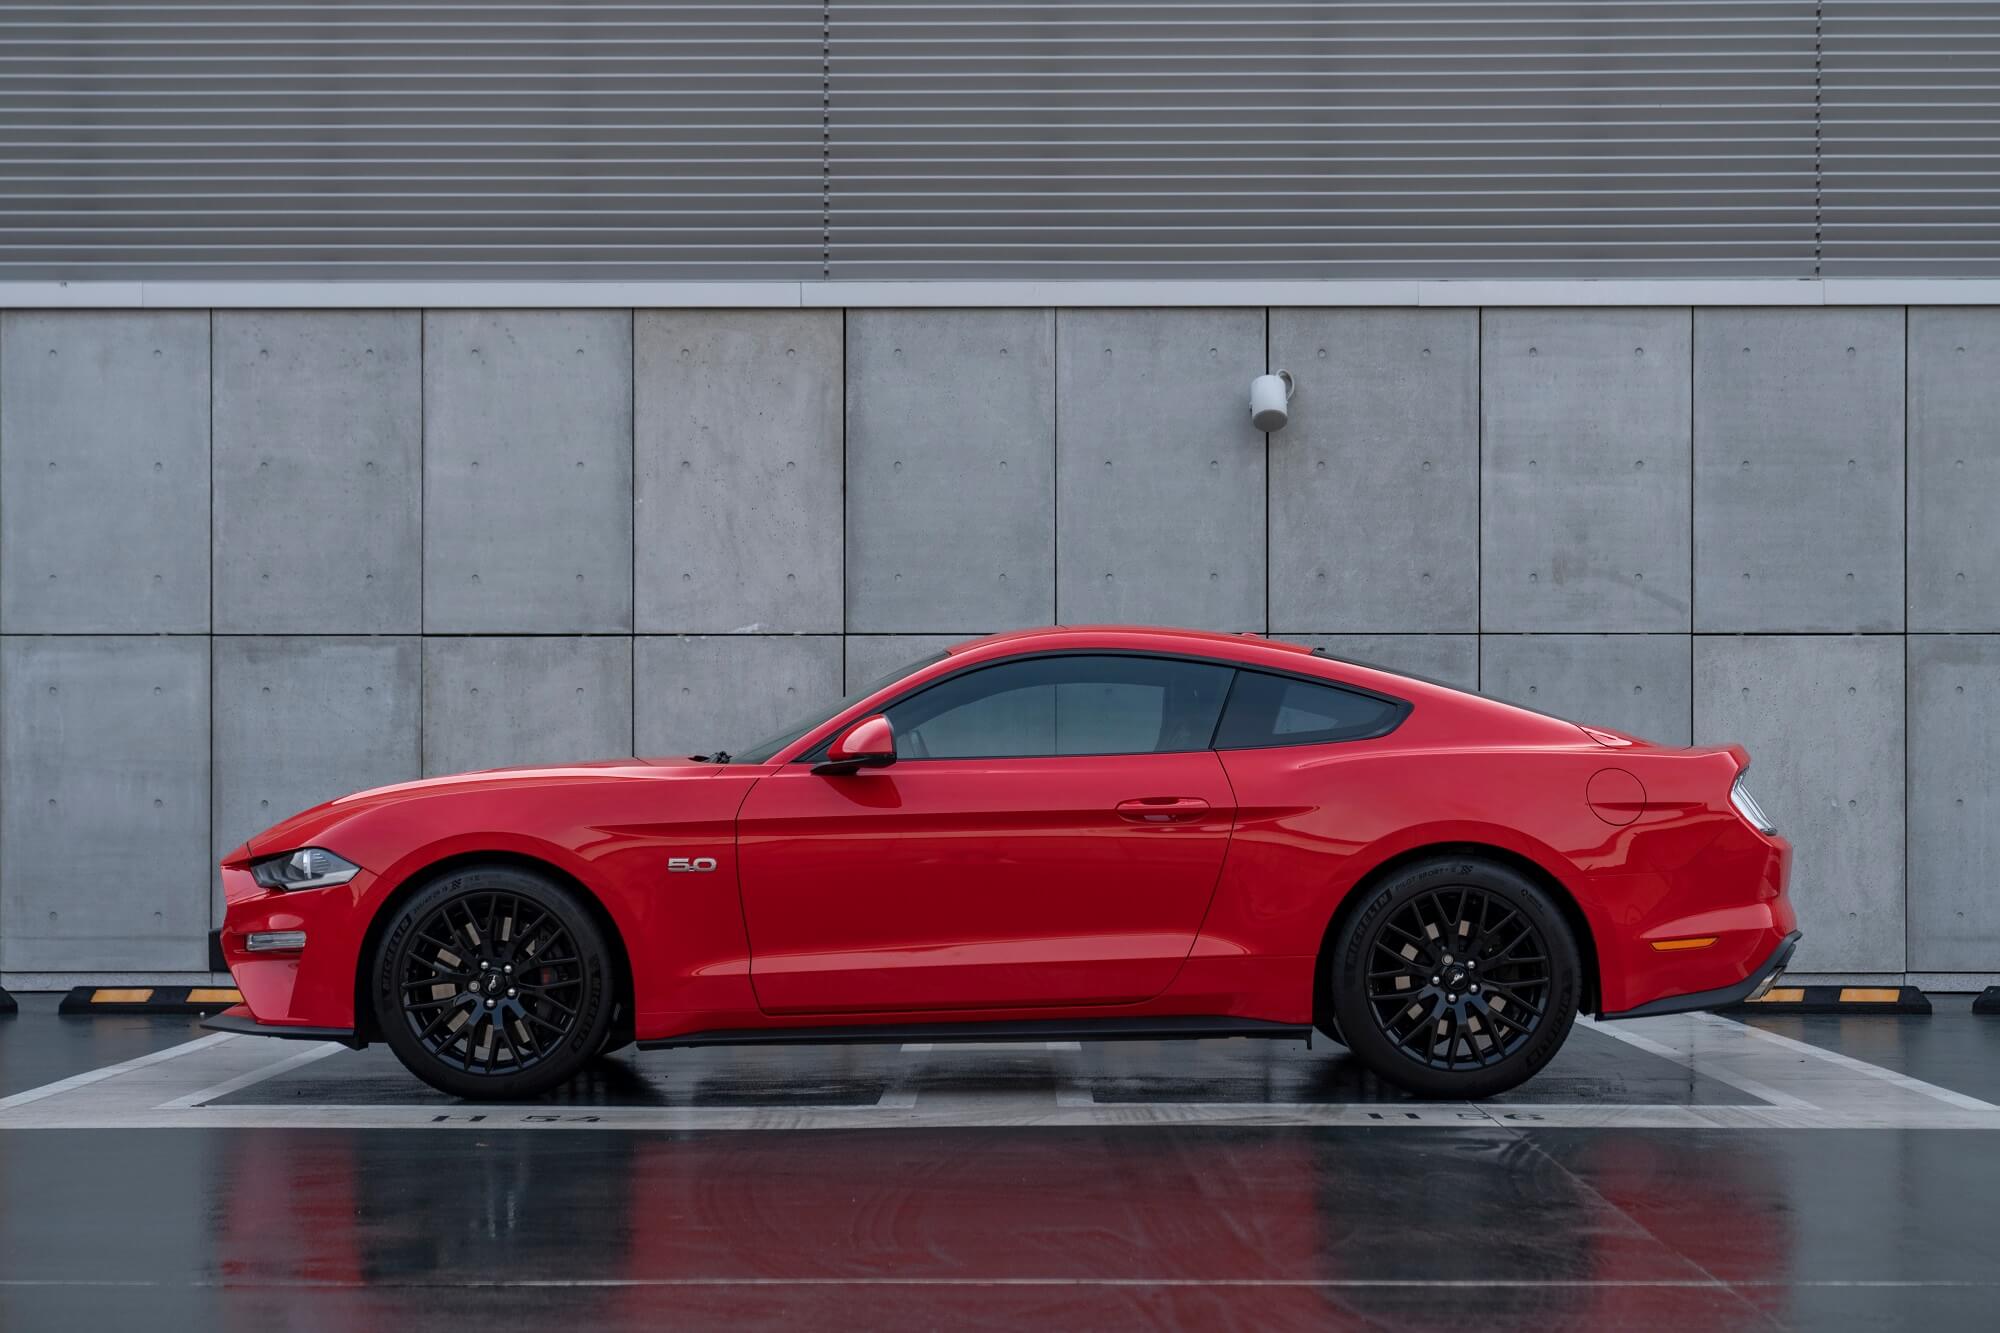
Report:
3,994,1998,1330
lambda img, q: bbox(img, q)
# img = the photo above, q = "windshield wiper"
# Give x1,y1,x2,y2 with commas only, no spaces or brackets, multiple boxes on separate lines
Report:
690,750,732,764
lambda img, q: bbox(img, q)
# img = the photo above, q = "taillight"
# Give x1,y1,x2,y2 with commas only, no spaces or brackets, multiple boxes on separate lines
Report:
1730,770,1776,834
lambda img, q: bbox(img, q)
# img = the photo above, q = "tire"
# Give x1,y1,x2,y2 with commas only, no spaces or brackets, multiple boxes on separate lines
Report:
1329,855,1580,1099
371,864,617,1100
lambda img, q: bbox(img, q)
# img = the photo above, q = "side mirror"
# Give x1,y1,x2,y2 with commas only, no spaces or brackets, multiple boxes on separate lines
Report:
814,713,896,775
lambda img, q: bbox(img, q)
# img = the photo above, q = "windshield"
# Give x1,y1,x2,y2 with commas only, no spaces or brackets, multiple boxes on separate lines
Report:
723,651,949,764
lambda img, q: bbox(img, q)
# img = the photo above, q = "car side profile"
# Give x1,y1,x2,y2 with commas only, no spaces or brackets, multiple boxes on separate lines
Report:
211,626,1798,1100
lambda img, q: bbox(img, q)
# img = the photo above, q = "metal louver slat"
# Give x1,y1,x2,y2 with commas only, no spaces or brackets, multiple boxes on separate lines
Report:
8,1,1995,283
827,1,1821,279
0,3,826,279
1821,0,2000,276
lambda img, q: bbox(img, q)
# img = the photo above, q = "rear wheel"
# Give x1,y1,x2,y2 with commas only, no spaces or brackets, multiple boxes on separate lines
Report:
371,865,616,1100
1330,855,1580,1099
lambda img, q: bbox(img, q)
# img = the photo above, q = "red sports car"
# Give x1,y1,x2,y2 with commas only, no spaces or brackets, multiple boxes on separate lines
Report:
211,626,1797,1100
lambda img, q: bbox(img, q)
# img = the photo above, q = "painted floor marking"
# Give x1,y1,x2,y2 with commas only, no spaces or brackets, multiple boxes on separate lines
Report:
884,1040,1087,1108
0,1032,236,1111
155,1040,346,1110
2,1277,1996,1292
4,1015,1996,1133
8,1097,2000,1134
1577,1016,1817,1109
900,1042,1082,1052
1720,1015,1998,1112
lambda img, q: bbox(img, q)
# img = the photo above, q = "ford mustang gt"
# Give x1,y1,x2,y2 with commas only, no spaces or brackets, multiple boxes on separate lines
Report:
210,625,1798,1100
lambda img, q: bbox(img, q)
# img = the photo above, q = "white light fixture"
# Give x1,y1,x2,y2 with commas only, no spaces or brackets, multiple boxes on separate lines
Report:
1250,370,1294,432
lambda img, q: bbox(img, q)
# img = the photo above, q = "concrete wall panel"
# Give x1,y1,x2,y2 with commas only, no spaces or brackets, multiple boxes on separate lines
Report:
213,312,421,633
424,312,633,633
1694,309,1904,632
1694,635,1904,974
844,634,969,691
211,638,420,908
1270,311,1478,632
1,637,210,970
1481,309,1691,632
0,313,210,633
1284,634,1479,692
636,311,842,633
1907,635,2000,971
1480,634,1692,745
1056,309,1267,630
846,310,1055,632
636,635,843,756
422,637,633,776
1908,309,2000,631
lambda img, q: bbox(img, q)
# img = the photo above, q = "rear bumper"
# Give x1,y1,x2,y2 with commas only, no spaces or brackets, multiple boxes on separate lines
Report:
1598,930,1801,1021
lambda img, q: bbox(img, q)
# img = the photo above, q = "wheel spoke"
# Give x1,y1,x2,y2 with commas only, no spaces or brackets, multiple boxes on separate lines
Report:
1478,978,1547,1017
1479,999,1536,1042
415,999,468,1046
520,991,578,1019
402,972,471,991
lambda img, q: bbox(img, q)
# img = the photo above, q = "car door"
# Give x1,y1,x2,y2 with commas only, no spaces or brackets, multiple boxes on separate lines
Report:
734,653,1239,1015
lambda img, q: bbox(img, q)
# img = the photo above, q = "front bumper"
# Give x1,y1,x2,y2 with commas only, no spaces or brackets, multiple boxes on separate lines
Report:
216,862,378,1034
1598,930,1801,1021
204,1005,364,1048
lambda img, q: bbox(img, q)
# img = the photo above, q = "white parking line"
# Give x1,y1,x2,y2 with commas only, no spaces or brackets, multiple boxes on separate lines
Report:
1721,1015,1998,1112
883,1040,1089,1109
0,1032,237,1111
1577,1016,1818,1109
155,1041,346,1110
7,1099,2000,1132
900,1042,1082,1053
2,1276,1995,1291
6,1013,1998,1133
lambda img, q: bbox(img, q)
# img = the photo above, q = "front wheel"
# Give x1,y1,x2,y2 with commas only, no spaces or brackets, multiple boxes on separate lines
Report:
1329,856,1580,1099
372,865,616,1100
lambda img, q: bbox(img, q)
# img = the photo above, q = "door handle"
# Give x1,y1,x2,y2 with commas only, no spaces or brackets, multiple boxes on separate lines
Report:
1115,796,1212,824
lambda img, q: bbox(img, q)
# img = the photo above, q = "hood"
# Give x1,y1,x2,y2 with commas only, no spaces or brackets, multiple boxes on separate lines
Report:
225,756,729,864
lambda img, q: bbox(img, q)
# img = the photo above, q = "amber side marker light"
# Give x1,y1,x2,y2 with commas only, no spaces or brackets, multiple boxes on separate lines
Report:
1650,936,1718,952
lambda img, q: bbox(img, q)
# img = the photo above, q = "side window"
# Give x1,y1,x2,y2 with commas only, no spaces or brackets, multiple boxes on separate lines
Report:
1213,671,1406,749
885,655,1232,759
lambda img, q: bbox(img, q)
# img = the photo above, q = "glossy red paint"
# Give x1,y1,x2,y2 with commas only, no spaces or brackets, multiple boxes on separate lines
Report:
217,625,1794,1043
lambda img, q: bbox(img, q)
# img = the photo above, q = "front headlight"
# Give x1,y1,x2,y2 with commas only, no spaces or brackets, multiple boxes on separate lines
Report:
1730,773,1776,834
250,847,361,892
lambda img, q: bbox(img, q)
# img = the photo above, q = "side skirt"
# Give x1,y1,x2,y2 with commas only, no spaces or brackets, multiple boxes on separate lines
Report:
640,1015,1313,1051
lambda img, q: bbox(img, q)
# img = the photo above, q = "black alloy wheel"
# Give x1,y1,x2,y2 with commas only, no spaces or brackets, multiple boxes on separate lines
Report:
373,865,614,1099
1329,855,1580,1099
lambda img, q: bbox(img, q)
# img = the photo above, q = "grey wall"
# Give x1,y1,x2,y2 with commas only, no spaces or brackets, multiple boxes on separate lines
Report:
1,306,1992,989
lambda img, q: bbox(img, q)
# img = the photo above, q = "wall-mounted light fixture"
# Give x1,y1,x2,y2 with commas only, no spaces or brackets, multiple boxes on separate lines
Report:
1250,370,1294,432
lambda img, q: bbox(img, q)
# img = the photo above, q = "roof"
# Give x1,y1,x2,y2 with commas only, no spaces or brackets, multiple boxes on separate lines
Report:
949,625,1316,657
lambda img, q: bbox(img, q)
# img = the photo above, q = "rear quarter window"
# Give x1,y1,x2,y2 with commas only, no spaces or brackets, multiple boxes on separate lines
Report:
1213,670,1408,749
